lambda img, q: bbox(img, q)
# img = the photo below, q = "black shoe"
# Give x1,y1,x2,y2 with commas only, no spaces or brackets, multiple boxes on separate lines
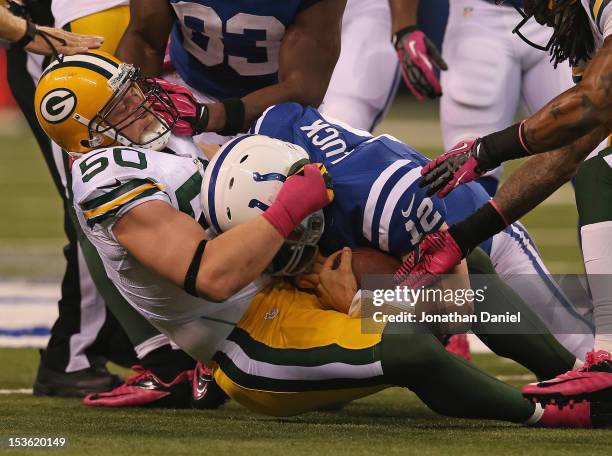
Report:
191,362,229,409
33,361,121,398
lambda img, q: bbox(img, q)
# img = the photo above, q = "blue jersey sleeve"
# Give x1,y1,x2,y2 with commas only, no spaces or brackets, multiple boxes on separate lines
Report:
361,156,447,257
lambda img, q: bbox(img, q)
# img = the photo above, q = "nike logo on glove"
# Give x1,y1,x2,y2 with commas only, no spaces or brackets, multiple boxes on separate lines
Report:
454,172,468,187
407,40,433,70
448,142,469,153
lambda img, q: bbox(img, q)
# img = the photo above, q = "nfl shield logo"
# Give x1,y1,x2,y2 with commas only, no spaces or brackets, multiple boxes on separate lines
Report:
264,308,279,320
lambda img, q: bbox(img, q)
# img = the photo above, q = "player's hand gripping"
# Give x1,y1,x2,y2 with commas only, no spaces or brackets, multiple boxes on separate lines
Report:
394,230,464,290
149,78,208,136
419,139,493,197
263,163,334,238
394,26,447,101
317,248,357,314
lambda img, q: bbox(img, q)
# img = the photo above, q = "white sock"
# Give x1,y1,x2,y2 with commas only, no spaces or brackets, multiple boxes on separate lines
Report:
594,334,612,353
582,223,612,350
134,334,172,359
524,402,544,425
573,358,585,370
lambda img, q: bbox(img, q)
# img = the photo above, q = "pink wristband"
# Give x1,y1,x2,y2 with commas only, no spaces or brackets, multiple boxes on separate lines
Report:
518,120,532,155
262,201,296,239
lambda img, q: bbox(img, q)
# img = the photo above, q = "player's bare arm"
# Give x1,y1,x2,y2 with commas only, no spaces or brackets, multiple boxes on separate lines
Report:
0,5,103,56
524,36,612,153
402,123,609,288
420,37,612,199
113,200,284,302
115,0,175,76
145,0,346,135
388,0,418,34
230,0,346,132
493,124,609,223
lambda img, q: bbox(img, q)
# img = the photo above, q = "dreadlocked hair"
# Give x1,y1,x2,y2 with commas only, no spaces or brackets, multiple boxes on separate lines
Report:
543,0,595,67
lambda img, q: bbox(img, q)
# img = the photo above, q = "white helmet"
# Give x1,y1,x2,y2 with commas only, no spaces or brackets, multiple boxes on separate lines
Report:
201,134,324,276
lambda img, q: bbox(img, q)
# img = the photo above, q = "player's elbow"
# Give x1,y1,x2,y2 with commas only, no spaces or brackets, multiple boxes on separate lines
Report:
194,241,247,301
280,36,340,107
196,267,239,303
283,73,329,107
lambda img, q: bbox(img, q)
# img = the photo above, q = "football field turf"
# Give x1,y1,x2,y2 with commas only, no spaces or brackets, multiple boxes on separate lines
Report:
2,348,612,455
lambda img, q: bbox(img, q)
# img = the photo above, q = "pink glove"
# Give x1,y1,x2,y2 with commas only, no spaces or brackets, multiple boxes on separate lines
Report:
148,78,208,136
263,163,334,238
394,230,464,290
419,139,487,198
394,26,447,101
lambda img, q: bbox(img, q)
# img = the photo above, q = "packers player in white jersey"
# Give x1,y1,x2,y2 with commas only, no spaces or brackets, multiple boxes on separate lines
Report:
413,0,612,405
32,51,612,426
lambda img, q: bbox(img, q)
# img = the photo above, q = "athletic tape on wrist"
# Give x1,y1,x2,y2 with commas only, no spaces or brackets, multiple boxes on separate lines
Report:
219,98,245,136
184,239,207,297
15,20,37,47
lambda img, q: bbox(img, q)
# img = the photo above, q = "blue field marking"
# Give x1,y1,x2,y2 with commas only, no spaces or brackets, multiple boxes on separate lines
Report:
0,327,51,337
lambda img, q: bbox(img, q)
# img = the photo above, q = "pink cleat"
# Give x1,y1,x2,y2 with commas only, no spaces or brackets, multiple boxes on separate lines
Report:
522,350,612,406
535,401,592,428
191,362,229,409
83,365,192,408
445,334,471,361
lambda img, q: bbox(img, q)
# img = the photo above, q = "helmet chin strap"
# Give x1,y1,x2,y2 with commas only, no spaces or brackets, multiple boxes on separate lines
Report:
73,112,170,151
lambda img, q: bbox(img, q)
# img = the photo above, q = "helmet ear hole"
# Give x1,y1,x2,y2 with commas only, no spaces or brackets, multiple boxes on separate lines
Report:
229,177,234,189
226,207,232,220
239,154,249,163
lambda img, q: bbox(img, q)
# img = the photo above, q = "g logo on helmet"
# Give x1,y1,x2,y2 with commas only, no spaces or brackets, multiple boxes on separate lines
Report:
40,89,77,124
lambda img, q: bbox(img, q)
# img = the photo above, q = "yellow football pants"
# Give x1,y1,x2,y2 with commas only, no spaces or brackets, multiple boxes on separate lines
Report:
211,281,389,417
65,5,130,55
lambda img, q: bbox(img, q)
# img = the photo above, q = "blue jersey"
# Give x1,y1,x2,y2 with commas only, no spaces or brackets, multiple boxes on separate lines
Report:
250,103,494,257
169,0,320,99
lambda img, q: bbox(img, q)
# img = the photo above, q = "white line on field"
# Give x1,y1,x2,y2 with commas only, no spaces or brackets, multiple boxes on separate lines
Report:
496,374,534,382
0,388,32,394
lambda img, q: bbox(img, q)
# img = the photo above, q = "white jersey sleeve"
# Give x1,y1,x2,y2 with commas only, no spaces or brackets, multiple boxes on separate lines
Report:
602,1,612,38
581,0,612,45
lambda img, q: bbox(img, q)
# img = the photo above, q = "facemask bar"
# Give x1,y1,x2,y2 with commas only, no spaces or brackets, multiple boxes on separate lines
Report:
84,66,179,151
268,211,325,277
